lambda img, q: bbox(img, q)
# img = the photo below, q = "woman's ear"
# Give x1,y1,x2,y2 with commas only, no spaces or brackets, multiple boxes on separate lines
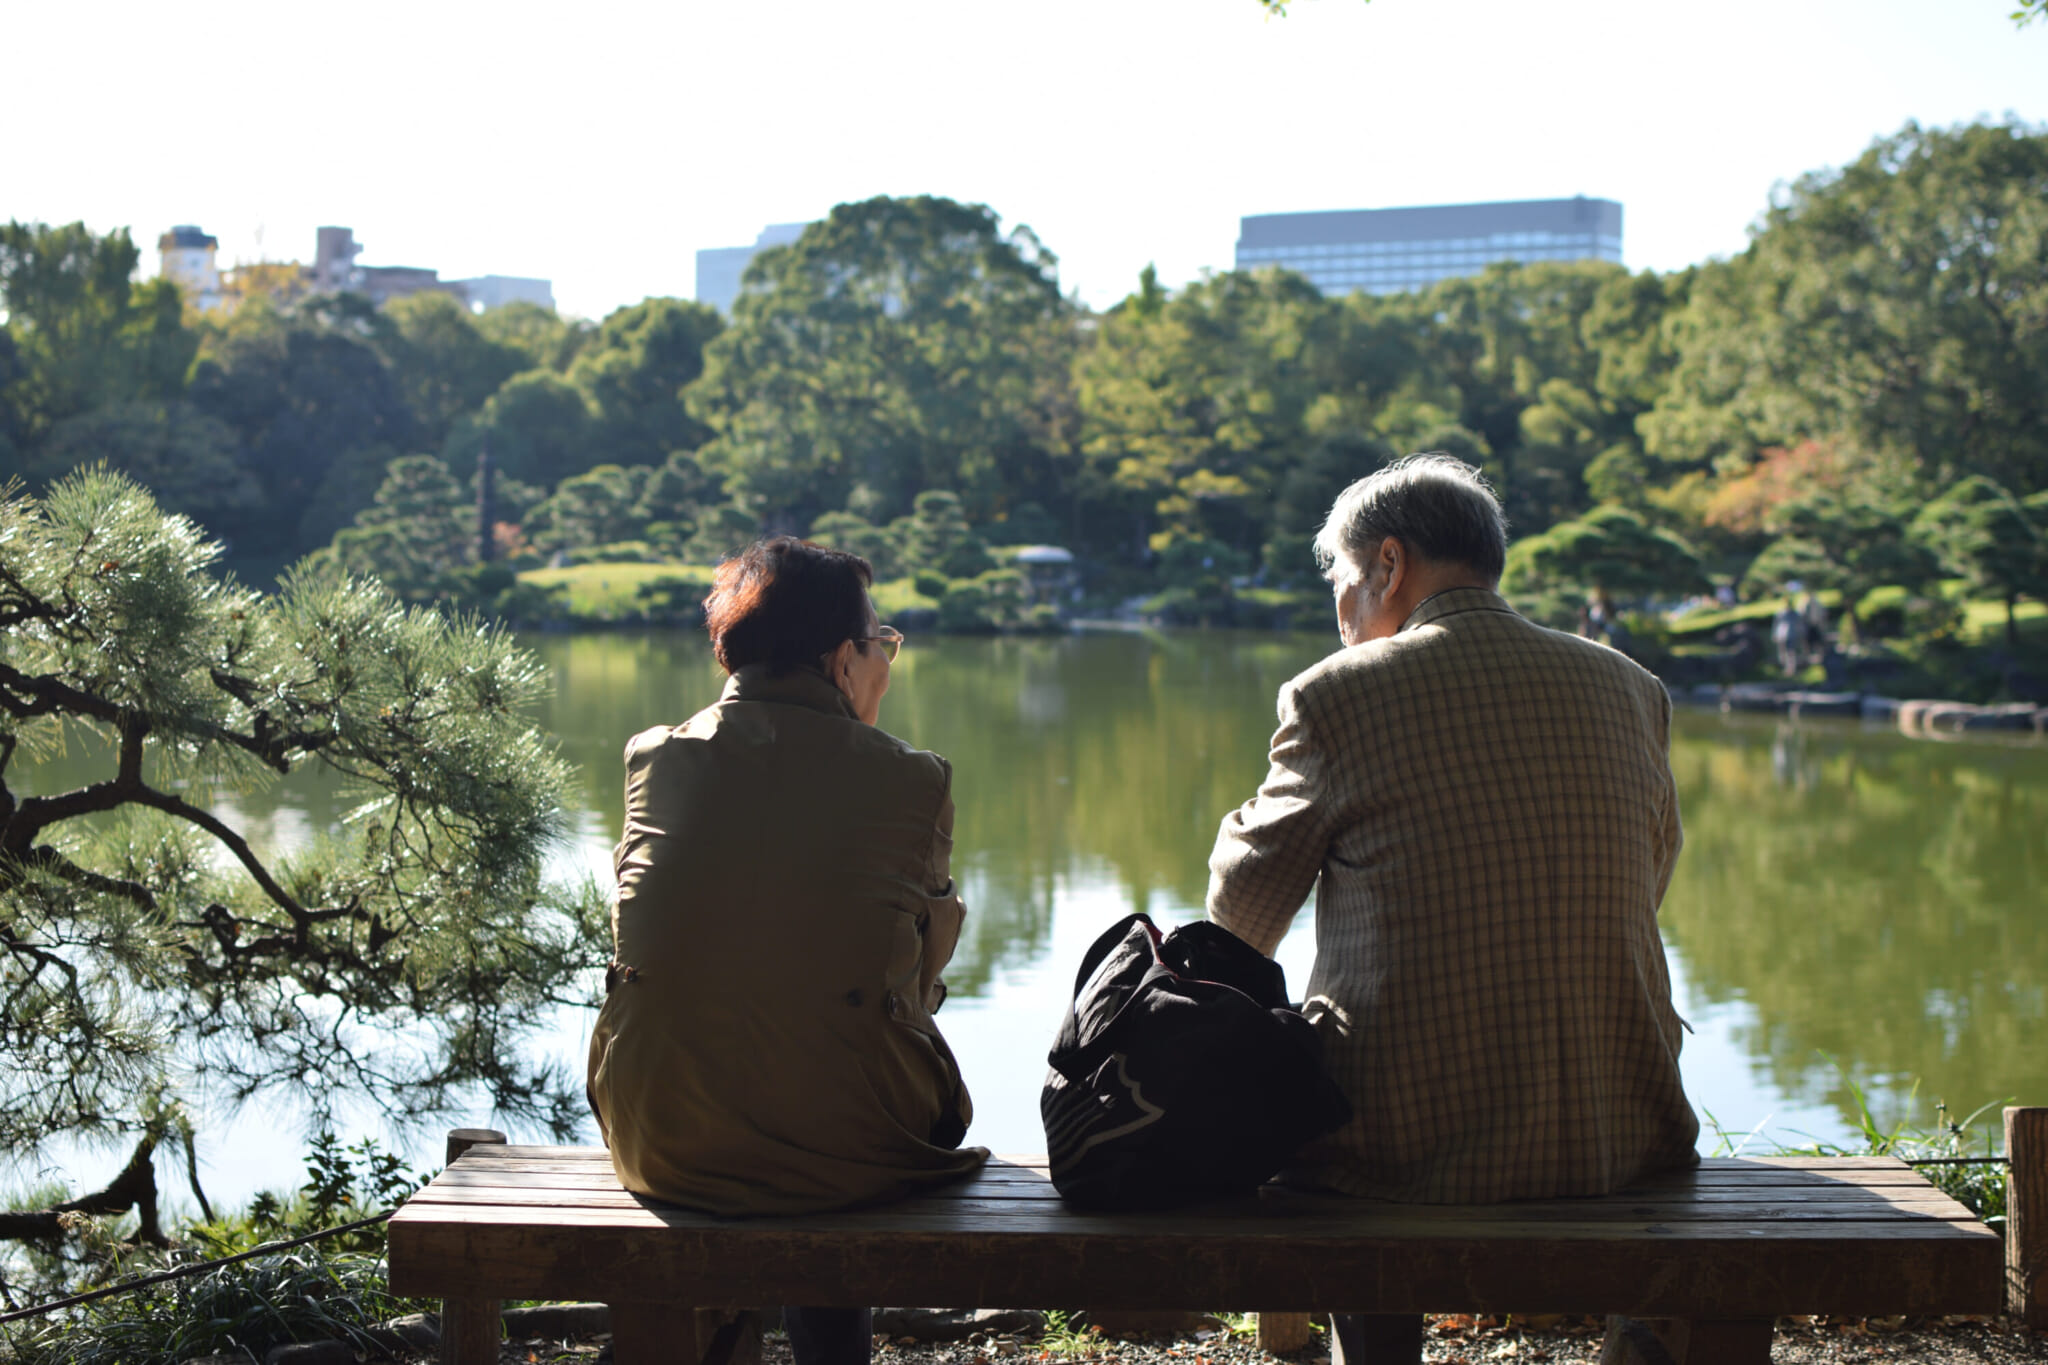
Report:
826,638,857,692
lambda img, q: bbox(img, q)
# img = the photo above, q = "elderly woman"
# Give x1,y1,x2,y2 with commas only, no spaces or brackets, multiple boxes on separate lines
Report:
587,536,985,1361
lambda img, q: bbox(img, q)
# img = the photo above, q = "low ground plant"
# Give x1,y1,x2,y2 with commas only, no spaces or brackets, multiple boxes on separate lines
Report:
1703,1061,2008,1228
0,1134,430,1365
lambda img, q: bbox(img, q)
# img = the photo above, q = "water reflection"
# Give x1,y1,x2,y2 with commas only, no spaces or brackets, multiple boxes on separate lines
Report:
524,630,1329,996
1659,708,2048,1136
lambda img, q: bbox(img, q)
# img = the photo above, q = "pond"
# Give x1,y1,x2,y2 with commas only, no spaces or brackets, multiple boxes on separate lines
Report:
20,628,2048,1203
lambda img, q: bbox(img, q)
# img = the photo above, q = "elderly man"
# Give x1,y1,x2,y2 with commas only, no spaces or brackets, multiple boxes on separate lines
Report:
1206,455,1698,1365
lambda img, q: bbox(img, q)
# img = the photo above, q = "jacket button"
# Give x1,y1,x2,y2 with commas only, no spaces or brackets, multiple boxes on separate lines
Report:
885,991,906,1019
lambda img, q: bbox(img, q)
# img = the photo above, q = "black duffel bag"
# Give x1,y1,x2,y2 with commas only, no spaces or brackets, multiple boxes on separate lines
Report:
1040,912,1351,1209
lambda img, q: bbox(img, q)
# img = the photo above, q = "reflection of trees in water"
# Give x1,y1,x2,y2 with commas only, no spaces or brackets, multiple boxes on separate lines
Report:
882,632,1330,993
1662,710,2048,1134
521,630,1331,997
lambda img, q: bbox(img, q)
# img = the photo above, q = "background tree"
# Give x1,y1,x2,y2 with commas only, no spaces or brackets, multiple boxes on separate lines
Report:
327,454,472,602
187,297,417,562
565,298,723,468
444,369,596,488
806,510,904,580
1739,483,1939,635
522,464,650,553
474,299,594,374
1502,504,1708,619
375,292,526,450
1913,475,2048,648
1077,265,1333,568
25,402,259,531
1642,120,2048,497
691,196,1076,531
0,221,194,446
0,470,604,1173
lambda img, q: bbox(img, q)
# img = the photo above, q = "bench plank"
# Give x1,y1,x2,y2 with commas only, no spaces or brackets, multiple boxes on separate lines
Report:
388,1150,2002,1329
407,1186,1983,1228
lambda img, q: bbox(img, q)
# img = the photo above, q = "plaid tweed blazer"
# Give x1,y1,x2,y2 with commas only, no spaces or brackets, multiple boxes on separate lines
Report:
1207,587,1699,1203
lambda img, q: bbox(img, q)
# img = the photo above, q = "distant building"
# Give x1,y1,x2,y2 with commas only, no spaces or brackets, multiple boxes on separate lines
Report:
184,224,555,314
1235,197,1623,297
451,275,556,311
695,222,809,314
157,225,223,311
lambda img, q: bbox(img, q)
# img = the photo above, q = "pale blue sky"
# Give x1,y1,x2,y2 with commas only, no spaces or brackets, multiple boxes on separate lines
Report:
8,0,2043,320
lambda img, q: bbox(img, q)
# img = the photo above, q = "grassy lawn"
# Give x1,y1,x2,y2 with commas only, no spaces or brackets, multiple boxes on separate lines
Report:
515,564,944,623
871,576,941,617
1960,596,2048,646
518,562,713,619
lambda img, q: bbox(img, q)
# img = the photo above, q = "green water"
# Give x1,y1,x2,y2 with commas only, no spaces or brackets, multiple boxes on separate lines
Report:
17,628,2047,1184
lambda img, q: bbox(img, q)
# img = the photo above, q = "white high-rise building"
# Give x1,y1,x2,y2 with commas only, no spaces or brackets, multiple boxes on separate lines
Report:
695,222,809,315
157,225,223,310
1235,197,1623,297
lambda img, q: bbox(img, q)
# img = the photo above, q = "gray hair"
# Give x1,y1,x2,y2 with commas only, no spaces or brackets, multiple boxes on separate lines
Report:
1312,453,1508,581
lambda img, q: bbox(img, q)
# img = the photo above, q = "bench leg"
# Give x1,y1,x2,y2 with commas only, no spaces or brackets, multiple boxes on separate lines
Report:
611,1305,764,1365
1601,1316,1773,1364
1256,1312,1313,1354
441,1297,500,1364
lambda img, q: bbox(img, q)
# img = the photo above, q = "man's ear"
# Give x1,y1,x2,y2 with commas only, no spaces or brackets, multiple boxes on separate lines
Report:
1378,536,1406,595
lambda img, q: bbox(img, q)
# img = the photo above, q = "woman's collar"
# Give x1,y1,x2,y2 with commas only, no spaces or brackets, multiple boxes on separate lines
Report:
720,663,860,720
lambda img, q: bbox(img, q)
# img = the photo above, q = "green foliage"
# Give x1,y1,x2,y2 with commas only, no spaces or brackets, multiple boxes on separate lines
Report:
1502,505,1707,607
14,130,2048,637
473,299,593,373
327,453,471,602
186,296,418,556
1643,119,2048,494
566,297,723,468
0,222,194,446
3,1133,427,1363
24,403,258,530
691,197,1075,529
375,292,526,449
0,470,606,1162
186,1132,421,1260
1912,475,2048,648
5,1247,415,1365
808,510,905,580
444,366,596,488
898,489,993,579
523,463,650,553
1741,483,1938,628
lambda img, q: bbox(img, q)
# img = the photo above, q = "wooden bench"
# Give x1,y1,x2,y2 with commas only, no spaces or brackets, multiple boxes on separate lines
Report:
387,1136,2005,1365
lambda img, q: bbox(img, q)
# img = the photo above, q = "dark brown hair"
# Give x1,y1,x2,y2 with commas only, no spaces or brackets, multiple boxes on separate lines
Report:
704,537,876,675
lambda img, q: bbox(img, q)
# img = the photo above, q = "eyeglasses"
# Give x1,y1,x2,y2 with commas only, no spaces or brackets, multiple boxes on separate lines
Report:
858,625,905,663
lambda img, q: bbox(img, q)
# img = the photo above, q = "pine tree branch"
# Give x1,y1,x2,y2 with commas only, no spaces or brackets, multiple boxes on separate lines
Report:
3,845,157,912
0,661,330,778
0,1136,168,1246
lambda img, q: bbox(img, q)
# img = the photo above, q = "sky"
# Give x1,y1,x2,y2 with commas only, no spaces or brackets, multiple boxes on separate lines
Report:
7,0,2044,320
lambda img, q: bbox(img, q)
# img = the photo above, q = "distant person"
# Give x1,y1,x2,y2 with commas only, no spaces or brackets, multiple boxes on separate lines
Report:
1772,600,1807,676
587,536,984,1365
1205,455,1698,1365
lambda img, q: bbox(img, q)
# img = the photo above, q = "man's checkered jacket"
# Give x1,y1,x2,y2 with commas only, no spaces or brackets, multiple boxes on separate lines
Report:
1207,587,1701,1203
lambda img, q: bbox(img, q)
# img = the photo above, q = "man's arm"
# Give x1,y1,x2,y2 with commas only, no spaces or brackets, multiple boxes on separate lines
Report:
1206,679,1336,958
1651,684,1683,910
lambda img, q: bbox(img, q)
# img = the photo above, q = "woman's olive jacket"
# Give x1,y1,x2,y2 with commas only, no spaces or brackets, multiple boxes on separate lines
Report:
586,665,987,1215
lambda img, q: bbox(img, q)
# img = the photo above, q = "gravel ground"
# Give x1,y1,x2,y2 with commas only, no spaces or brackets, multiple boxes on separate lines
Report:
489,1315,2048,1365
